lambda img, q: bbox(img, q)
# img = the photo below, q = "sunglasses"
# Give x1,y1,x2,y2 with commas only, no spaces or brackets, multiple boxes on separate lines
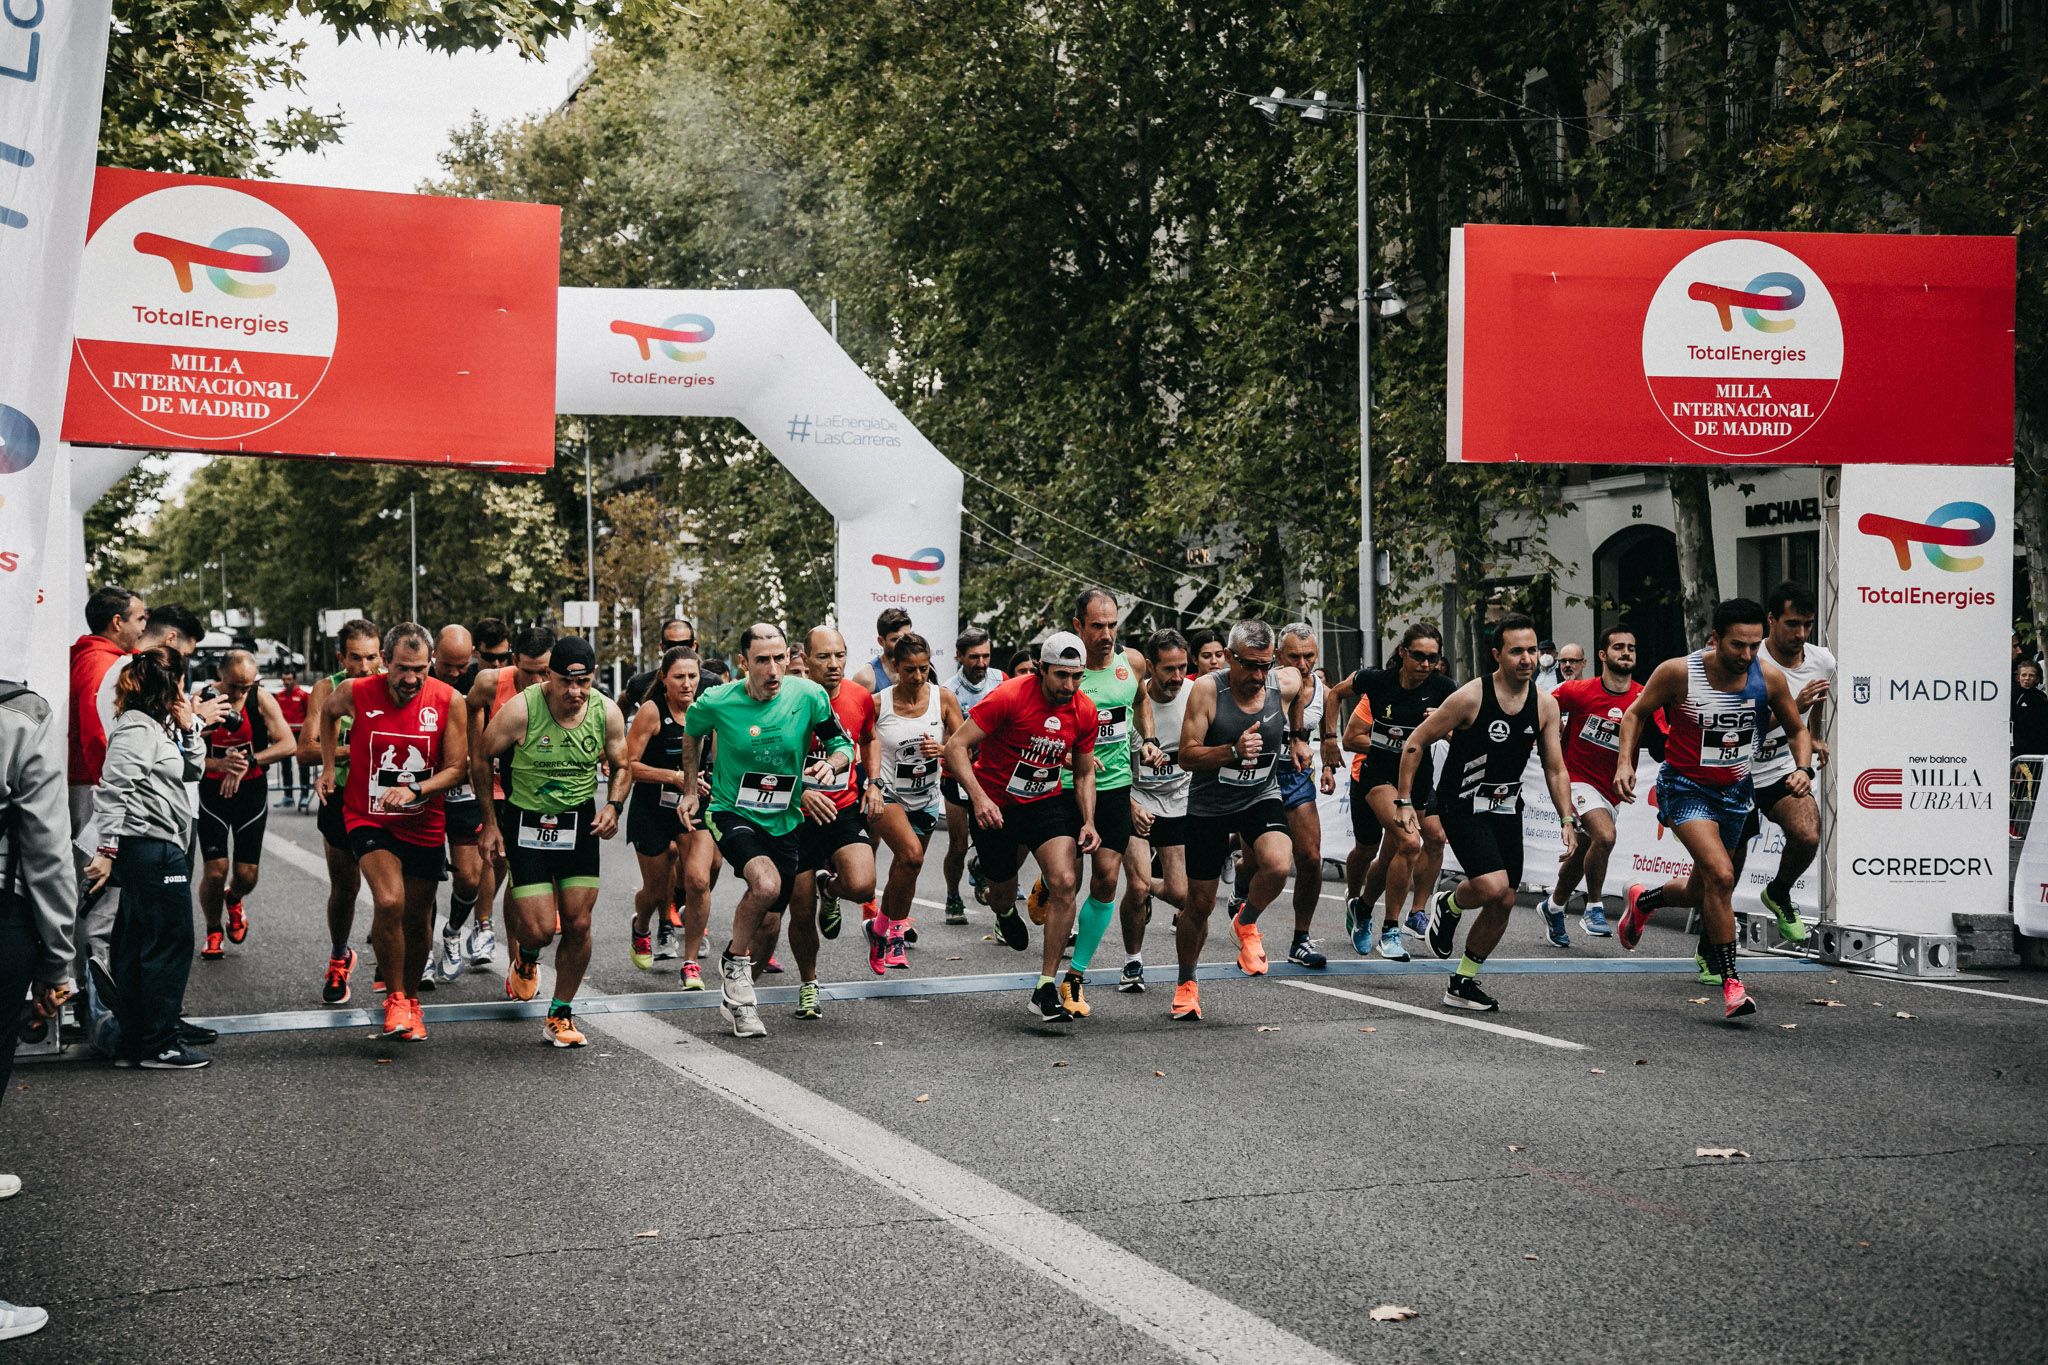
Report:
1230,652,1273,673
1405,651,1443,666
479,650,513,664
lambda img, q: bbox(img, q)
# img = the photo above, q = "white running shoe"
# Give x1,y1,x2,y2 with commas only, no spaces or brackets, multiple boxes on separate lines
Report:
462,921,498,966
719,955,768,1038
431,931,466,983
0,1173,19,1199
0,1301,49,1341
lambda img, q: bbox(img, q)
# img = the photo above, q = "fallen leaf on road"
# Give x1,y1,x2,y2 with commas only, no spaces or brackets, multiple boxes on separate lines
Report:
1809,999,1847,1007
1695,1147,1751,1160
1368,1304,1419,1323
1154,1070,1166,1078
1779,1024,1798,1031
1688,997,1711,1005
871,1041,885,1047
945,955,962,961
982,935,1001,943
1589,1068,1607,1075
1256,1025,1280,1033
1358,1026,1377,1033
1827,978,1839,984
1052,1060,1069,1068
1633,1059,1648,1066
1893,1011,1916,1019
1523,1254,1539,1261
634,1230,659,1239
1507,1144,1525,1152
915,1094,930,1103
375,1058,392,1065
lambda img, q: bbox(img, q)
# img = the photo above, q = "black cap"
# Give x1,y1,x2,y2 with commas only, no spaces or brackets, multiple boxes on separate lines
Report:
551,635,597,678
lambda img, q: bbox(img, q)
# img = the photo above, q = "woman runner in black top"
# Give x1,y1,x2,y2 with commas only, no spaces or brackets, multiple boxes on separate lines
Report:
1394,615,1575,1014
624,647,711,982
1334,623,1455,961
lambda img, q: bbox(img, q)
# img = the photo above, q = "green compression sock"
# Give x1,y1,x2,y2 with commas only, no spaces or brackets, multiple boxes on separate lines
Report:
1069,897,1115,973
1455,954,1485,979
1036,974,1054,990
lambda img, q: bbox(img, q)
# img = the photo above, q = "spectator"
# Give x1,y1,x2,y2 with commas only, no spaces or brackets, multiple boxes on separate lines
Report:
272,669,309,809
83,647,212,1071
67,585,147,819
2014,662,2048,761
0,673,80,1343
1554,642,1586,687
1006,649,1040,680
1534,638,1562,691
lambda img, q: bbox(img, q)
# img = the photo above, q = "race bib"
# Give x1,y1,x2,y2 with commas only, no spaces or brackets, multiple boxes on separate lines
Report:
809,758,851,794
1097,704,1130,746
516,808,577,850
1005,760,1061,800
1472,781,1519,816
895,754,939,785
735,770,798,813
1700,718,1756,765
1577,714,1622,753
445,781,476,805
1137,746,1180,784
1219,753,1278,787
658,786,681,809
1368,724,1409,754
1758,733,1788,763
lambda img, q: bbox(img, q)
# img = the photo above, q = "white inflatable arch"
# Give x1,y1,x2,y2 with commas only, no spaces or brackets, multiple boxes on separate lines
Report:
555,288,964,672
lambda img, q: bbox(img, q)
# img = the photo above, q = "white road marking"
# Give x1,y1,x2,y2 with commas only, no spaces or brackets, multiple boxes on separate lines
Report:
264,830,333,881
587,1008,1351,1365
1280,978,1589,1051
1852,976,2048,1006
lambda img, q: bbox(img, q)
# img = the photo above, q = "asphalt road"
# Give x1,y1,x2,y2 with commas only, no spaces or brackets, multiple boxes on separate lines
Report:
4,802,2044,1363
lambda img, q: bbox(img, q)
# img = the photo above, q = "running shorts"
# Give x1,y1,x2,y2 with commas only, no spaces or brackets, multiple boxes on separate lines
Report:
1656,769,1755,854
316,790,350,851
968,791,1081,884
198,777,268,864
1277,763,1317,811
1132,812,1187,850
1739,774,1807,844
882,790,942,839
1091,787,1134,853
347,825,448,883
444,794,484,847
1568,782,1617,822
627,787,685,860
1439,807,1523,887
941,775,969,808
1185,799,1289,882
709,809,800,916
498,800,601,895
798,802,873,874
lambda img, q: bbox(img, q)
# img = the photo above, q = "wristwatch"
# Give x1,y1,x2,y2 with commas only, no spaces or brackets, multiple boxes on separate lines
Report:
606,798,625,815
1795,764,1816,778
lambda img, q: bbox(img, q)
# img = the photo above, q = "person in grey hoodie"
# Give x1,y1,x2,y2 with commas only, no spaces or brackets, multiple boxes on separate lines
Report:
83,647,210,1070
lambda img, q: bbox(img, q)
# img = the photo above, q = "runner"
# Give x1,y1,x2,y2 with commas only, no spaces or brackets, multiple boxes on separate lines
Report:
943,632,1100,1023
1186,628,1227,677
623,646,708,983
460,625,557,975
1538,625,1643,947
1119,628,1192,993
1036,588,1155,1016
1735,581,1833,951
1332,624,1452,961
676,624,857,1039
472,618,513,673
476,635,630,1047
319,623,467,1043
848,608,913,695
193,650,296,960
1615,598,1812,1019
301,619,383,1005
425,622,487,986
1171,621,1310,1022
1005,649,1039,681
1396,614,1576,1014
1271,623,1331,970
866,633,964,1006
939,627,1005,923
785,628,880,1009
272,669,309,809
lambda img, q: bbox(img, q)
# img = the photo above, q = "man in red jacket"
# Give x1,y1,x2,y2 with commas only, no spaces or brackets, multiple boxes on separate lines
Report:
67,585,148,802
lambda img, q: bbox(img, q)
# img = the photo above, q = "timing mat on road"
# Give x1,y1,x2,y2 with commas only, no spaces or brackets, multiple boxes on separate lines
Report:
169,955,1830,1037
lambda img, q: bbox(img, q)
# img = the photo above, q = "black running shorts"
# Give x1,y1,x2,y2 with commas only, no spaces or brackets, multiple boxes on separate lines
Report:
1185,799,1289,882
798,802,873,874
1439,808,1523,888
198,776,268,865
968,791,1081,884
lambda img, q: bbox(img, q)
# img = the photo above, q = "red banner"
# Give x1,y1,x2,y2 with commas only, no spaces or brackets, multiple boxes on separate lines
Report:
61,168,559,469
1449,225,2014,465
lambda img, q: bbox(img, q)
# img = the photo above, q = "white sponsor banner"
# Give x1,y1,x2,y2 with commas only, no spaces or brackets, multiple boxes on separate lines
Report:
0,0,114,694
555,287,962,671
1325,750,1812,916
1834,465,2012,934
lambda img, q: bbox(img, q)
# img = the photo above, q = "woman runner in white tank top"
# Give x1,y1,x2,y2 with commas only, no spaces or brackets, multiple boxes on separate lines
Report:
866,633,964,974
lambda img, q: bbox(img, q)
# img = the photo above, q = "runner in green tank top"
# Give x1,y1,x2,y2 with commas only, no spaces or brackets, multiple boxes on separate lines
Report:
1039,588,1160,1018
476,636,631,1048
676,623,855,1040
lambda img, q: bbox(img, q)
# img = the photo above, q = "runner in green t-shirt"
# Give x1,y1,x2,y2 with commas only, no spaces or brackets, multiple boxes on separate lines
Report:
477,635,631,1048
679,622,855,1039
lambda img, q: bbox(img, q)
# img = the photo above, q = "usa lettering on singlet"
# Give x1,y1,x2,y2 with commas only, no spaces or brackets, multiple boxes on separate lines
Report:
1664,650,1770,788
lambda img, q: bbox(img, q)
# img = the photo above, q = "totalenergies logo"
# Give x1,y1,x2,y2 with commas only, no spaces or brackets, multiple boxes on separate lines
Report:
872,548,945,586
1857,501,1995,572
610,314,715,362
134,227,291,298
1687,271,1804,334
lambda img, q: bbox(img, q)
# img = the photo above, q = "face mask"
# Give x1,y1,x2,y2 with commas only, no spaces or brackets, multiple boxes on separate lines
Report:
1539,653,1555,670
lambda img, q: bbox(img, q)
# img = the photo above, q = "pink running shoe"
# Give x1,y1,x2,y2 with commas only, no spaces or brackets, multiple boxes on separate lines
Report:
1617,883,1653,951
680,960,704,991
884,923,910,970
864,917,889,976
1722,978,1756,1019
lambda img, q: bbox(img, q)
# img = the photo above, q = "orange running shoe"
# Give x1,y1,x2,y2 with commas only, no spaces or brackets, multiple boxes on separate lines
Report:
225,900,248,944
405,997,428,1042
505,955,539,1002
1170,980,1202,1021
381,993,410,1038
1026,877,1049,925
663,902,682,930
544,1012,587,1048
201,929,225,960
1234,917,1268,976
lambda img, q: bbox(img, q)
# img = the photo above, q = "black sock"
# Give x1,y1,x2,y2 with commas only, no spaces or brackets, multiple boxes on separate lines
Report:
1178,965,1196,985
1291,929,1311,948
518,946,541,966
1704,940,1740,980
446,888,477,933
1637,886,1667,912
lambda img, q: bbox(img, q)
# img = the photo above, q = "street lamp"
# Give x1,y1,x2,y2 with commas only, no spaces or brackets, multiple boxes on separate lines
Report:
1247,66,1387,666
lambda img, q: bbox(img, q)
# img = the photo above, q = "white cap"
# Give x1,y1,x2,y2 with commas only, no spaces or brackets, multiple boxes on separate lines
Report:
1039,631,1086,667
